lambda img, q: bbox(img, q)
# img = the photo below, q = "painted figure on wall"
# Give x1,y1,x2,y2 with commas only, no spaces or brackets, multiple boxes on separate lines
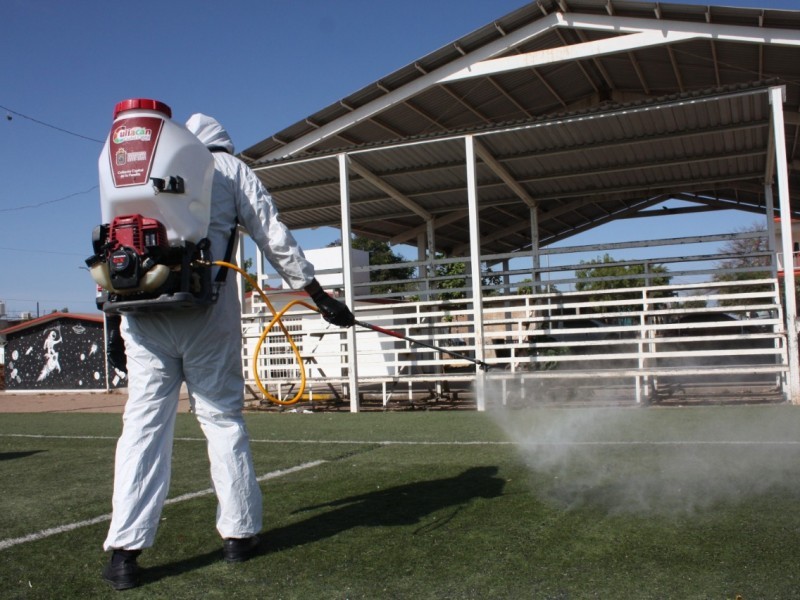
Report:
4,317,132,390
37,328,63,382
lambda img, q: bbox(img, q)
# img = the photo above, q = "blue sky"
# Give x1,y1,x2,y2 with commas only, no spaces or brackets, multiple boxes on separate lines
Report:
0,0,792,317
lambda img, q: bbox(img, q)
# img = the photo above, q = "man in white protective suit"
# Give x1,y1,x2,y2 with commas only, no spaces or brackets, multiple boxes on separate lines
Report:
102,113,355,591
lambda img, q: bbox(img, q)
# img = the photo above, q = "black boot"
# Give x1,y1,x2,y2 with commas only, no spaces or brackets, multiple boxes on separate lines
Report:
222,536,260,563
102,549,141,590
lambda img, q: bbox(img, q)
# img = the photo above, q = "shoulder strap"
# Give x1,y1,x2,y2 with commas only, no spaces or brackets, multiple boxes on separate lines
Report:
214,222,239,284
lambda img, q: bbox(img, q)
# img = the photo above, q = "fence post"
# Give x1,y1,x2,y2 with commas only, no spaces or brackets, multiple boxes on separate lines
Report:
466,135,487,410
770,85,800,404
338,152,360,412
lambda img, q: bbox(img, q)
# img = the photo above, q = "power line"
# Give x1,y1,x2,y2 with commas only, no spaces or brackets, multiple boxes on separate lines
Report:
0,185,98,213
1,103,104,144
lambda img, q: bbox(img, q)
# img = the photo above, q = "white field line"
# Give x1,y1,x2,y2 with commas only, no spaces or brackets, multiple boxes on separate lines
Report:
0,460,326,552
3,433,800,446
258,439,800,446
3,434,799,551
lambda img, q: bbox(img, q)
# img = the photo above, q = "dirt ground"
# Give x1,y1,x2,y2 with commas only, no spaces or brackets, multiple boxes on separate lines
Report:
0,389,192,413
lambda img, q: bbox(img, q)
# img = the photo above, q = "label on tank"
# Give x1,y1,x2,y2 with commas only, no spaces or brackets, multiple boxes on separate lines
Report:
108,116,164,187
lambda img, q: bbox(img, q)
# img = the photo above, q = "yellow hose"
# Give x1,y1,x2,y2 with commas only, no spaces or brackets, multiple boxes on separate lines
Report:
214,260,319,406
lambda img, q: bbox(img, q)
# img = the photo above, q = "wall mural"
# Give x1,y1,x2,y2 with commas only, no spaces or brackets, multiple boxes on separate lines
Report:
4,318,126,390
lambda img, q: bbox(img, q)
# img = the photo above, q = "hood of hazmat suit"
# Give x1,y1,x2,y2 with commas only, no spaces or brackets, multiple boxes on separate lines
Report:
185,113,235,154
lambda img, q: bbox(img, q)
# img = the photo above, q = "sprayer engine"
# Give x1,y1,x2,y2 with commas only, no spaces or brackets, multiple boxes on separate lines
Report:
86,213,215,315
104,214,169,289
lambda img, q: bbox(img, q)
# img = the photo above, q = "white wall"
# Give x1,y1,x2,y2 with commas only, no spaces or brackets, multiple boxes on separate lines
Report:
243,290,401,382
291,247,369,289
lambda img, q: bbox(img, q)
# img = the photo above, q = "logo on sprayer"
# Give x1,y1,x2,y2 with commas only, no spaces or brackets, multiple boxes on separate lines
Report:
113,125,152,144
108,116,162,187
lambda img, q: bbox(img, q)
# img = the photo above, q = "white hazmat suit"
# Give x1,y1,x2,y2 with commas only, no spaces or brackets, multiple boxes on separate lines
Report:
103,114,318,551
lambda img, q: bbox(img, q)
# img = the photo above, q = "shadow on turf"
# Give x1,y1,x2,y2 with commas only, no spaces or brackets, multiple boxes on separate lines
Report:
0,450,45,461
276,465,506,546
141,466,505,586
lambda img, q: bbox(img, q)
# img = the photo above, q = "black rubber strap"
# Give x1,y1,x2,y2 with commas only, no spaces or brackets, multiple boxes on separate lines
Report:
214,223,239,284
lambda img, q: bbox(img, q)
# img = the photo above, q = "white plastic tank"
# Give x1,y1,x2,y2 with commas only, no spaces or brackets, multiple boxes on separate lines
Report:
98,98,214,244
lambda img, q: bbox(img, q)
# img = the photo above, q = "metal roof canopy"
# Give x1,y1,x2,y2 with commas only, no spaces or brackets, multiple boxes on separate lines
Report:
243,0,800,256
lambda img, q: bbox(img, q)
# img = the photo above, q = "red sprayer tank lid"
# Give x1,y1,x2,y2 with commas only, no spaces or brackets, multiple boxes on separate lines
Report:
113,98,172,119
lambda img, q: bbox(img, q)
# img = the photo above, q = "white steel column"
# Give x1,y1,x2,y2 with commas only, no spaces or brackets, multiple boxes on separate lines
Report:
765,183,776,263
427,219,436,299
255,241,265,292
769,85,800,404
417,231,429,298
530,206,540,291
465,135,487,410
764,182,784,391
338,153,360,412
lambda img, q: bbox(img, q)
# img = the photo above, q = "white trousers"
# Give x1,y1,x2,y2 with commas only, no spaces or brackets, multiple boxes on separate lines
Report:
103,298,262,551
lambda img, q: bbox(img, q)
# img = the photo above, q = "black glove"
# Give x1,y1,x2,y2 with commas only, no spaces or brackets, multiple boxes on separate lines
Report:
106,315,127,373
305,278,355,327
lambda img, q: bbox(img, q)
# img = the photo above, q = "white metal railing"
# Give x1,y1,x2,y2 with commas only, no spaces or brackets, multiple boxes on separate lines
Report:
776,251,800,272
242,231,788,407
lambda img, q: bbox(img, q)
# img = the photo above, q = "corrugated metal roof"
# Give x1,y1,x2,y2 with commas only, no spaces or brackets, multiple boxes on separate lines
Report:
0,313,102,336
241,0,800,254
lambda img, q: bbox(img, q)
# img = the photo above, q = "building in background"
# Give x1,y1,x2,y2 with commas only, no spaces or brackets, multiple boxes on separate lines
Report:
0,313,124,391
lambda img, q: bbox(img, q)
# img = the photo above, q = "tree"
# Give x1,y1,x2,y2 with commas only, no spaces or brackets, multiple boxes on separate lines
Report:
712,223,775,307
242,258,257,293
516,278,558,295
575,253,671,313
432,255,503,301
714,223,770,270
325,238,504,299
434,259,467,301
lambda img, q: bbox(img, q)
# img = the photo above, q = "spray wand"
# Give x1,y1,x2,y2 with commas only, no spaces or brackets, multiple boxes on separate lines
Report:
354,320,491,371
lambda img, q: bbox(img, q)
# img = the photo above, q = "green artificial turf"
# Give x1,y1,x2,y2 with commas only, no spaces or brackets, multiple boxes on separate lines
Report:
1,406,799,598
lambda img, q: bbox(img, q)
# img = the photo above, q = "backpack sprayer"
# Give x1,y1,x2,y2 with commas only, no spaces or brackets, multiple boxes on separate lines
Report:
86,99,217,314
